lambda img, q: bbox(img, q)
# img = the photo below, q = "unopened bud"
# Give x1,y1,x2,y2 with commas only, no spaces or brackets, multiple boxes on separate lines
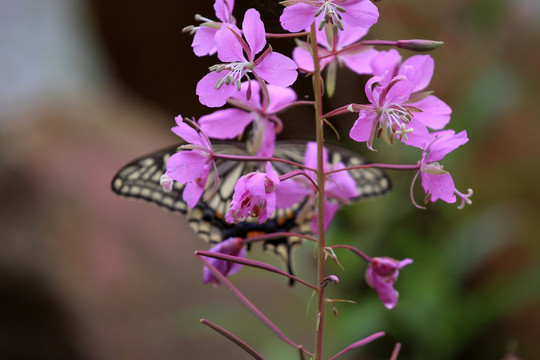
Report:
397,39,444,52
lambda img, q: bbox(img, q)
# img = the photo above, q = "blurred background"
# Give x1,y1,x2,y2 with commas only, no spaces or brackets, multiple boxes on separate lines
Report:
1,0,539,359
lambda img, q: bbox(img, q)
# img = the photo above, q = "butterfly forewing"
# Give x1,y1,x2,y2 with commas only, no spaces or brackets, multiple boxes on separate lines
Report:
112,140,391,278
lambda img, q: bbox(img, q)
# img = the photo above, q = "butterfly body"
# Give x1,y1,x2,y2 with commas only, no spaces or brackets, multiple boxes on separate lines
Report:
112,140,391,276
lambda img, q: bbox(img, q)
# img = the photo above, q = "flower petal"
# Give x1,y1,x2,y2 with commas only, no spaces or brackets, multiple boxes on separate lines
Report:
399,118,430,148
214,0,235,23
192,26,218,56
421,172,456,203
258,121,276,157
280,3,317,32
165,151,208,184
199,108,253,139
326,162,359,200
215,24,244,62
255,52,298,87
266,84,297,113
312,200,339,234
340,0,379,29
243,9,266,57
349,111,377,143
427,130,468,162
171,116,206,147
275,179,310,208
370,49,401,84
292,46,315,72
196,71,239,108
410,95,452,130
399,55,434,92
341,47,378,75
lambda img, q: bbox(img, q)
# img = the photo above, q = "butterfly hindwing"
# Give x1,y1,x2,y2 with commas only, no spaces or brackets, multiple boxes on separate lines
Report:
112,140,391,279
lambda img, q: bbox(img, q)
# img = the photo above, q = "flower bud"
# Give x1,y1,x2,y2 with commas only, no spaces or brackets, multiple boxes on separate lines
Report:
397,39,444,52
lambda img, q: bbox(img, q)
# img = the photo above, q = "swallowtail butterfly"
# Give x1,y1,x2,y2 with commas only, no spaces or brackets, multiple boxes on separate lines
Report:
112,140,391,277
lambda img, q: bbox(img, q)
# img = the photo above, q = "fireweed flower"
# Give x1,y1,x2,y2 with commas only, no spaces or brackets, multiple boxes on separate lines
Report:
349,74,431,150
196,8,298,108
187,0,236,57
225,162,280,224
366,257,413,310
275,142,358,233
280,0,379,33
371,49,452,131
293,26,377,96
202,237,246,286
199,80,296,157
416,130,473,208
160,116,216,208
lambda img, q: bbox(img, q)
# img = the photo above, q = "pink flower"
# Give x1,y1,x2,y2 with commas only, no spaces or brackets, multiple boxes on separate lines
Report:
199,80,296,157
196,8,298,108
190,0,236,57
371,49,452,131
225,162,280,224
417,130,473,208
203,237,246,286
366,257,413,309
280,0,379,33
161,116,215,208
349,74,430,150
275,142,359,233
293,26,377,75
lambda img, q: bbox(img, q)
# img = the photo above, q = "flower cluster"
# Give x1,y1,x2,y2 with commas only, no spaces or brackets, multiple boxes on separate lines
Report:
147,2,474,357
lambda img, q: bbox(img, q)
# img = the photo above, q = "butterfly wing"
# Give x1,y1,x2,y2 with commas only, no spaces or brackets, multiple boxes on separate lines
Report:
112,140,391,279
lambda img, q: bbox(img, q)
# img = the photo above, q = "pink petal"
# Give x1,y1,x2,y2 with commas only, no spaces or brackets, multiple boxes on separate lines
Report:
400,118,430,148
399,55,434,92
228,247,247,276
196,71,239,108
421,172,456,203
293,46,315,72
349,111,377,143
192,26,218,56
336,26,370,48
383,77,413,106
214,0,235,23
370,49,401,83
427,130,468,162
258,121,276,157
266,84,297,113
265,162,280,185
242,9,266,57
326,163,359,200
199,109,253,139
312,201,339,234
341,47,378,74
171,116,205,147
184,181,206,208
340,0,379,29
275,179,311,208
232,80,261,109
304,141,328,171
261,191,276,223
410,95,452,130
255,52,298,87
280,3,317,32
166,151,208,184
215,24,245,62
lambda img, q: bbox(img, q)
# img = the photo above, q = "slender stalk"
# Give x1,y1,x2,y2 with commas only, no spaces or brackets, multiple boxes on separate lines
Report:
200,319,264,360
309,22,326,360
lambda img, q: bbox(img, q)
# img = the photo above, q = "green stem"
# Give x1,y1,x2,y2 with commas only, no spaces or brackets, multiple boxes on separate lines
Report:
310,22,326,360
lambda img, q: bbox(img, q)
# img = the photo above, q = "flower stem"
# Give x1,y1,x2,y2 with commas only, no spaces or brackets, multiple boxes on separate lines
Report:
310,22,326,360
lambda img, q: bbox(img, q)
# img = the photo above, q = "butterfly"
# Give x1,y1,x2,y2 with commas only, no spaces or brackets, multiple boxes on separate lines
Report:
111,140,391,279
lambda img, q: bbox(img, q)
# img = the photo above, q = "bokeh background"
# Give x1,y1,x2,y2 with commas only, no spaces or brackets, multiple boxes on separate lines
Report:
1,0,539,359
